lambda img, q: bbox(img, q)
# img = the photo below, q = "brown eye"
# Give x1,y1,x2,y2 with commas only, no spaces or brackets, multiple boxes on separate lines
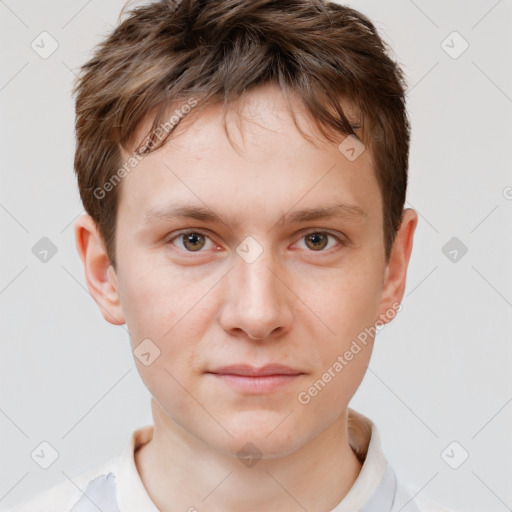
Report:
178,232,208,252
304,232,329,251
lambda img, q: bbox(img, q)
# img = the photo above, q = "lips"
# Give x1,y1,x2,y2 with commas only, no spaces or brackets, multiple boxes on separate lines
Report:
206,364,305,394
207,364,303,377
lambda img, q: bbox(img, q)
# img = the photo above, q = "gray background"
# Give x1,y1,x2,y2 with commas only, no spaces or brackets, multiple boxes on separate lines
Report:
1,0,511,510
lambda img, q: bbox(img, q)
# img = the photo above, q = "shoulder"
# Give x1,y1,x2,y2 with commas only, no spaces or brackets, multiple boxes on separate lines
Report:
1,456,120,512
392,481,456,512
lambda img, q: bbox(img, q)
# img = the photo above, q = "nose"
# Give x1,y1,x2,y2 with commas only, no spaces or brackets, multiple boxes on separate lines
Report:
218,248,294,342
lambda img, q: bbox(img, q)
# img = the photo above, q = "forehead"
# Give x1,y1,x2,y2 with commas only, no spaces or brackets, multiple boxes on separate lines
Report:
117,84,382,230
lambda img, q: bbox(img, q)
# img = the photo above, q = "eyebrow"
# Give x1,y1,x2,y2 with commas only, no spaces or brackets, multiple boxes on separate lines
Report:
143,202,367,227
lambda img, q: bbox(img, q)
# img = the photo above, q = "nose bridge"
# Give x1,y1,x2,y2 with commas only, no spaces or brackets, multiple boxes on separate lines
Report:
238,249,280,307
222,241,293,339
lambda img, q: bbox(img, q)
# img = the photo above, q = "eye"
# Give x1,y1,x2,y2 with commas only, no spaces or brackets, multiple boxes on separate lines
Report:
168,231,214,252
166,229,345,255
295,231,344,252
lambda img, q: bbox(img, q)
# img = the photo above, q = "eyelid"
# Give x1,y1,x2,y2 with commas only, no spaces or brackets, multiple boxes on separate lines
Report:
295,227,345,241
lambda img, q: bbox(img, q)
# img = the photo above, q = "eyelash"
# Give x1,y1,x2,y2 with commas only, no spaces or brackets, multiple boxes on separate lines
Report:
166,229,346,255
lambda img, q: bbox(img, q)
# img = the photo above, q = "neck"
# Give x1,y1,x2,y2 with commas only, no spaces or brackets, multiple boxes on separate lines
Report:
135,400,363,512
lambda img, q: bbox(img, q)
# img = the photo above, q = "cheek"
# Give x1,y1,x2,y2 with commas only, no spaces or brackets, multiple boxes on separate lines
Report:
117,253,210,340
296,327,372,427
310,262,382,349
298,260,381,404
117,257,219,382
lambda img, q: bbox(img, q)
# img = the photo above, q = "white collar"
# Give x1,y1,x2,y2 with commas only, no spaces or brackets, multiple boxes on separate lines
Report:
330,408,395,511
115,408,397,511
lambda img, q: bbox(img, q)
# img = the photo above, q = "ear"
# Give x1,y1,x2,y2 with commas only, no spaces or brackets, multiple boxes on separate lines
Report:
74,214,125,325
376,208,418,325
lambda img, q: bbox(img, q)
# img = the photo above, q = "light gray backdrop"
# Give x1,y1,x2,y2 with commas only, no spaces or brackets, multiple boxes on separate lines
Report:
1,1,511,511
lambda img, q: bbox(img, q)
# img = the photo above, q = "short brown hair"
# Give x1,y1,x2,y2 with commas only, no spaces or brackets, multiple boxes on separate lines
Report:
73,0,410,268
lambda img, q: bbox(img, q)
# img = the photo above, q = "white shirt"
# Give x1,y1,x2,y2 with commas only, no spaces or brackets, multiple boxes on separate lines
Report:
2,408,453,512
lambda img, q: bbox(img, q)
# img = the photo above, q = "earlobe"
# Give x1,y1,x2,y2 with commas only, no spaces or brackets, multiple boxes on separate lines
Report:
74,214,126,325
376,208,418,325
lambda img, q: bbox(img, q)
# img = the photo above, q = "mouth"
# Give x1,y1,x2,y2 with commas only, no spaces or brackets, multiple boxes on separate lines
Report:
206,364,305,394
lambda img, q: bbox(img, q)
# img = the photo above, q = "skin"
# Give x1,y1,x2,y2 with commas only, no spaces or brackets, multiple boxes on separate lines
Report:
75,82,418,512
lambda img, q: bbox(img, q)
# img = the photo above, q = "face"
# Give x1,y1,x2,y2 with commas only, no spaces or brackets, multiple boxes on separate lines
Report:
77,82,416,459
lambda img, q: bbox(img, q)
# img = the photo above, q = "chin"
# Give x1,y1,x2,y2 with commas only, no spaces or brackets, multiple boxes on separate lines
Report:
214,434,302,462
206,413,308,459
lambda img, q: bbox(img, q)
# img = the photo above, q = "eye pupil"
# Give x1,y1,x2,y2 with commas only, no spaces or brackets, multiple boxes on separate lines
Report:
183,233,205,251
305,233,328,251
